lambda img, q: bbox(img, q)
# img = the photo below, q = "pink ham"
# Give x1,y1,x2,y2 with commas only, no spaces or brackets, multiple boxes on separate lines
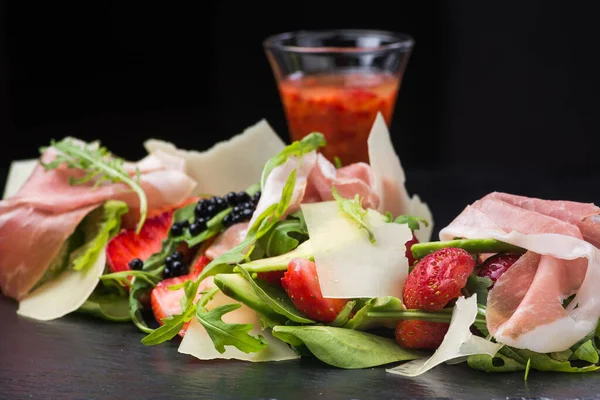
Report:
304,153,379,210
205,222,250,260
0,145,197,301
439,191,600,353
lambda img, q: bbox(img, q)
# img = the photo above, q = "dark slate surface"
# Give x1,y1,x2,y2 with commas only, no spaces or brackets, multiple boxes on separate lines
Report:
1,165,600,400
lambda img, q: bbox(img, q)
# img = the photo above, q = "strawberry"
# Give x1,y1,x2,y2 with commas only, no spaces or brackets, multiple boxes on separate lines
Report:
403,247,475,311
121,196,201,230
476,253,521,288
106,211,173,273
150,254,210,337
257,271,286,286
281,258,348,323
405,234,419,266
395,320,449,350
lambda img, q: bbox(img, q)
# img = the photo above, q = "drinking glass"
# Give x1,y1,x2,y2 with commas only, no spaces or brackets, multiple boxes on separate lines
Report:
264,29,414,164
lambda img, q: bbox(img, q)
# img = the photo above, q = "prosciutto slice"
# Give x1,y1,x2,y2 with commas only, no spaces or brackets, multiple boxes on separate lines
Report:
439,191,600,353
0,144,197,300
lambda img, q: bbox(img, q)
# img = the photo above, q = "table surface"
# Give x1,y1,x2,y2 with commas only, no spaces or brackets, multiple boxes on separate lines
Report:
2,165,600,400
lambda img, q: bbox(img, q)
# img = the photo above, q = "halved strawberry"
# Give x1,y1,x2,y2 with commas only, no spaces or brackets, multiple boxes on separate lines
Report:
281,258,348,323
395,320,449,350
257,271,286,286
150,255,211,337
121,196,201,230
106,210,173,273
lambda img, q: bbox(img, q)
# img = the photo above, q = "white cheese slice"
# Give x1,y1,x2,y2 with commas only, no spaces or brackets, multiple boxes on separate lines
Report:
3,158,38,199
386,295,503,377
178,290,300,362
300,201,413,299
367,113,434,237
17,247,107,321
144,119,286,196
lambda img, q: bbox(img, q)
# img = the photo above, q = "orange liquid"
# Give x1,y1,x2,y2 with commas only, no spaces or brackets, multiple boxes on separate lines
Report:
279,72,400,164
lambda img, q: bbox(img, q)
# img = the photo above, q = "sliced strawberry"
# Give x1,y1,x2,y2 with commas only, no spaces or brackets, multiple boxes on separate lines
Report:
121,196,201,230
150,258,208,337
281,258,348,323
106,211,173,273
403,247,475,311
395,320,449,350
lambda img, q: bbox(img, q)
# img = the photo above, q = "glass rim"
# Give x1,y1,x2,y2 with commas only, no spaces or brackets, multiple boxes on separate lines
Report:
263,29,415,54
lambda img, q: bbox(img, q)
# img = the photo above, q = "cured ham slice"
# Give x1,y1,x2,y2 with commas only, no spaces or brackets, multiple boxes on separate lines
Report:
0,144,197,301
439,192,600,353
205,222,250,260
304,153,379,210
248,151,318,228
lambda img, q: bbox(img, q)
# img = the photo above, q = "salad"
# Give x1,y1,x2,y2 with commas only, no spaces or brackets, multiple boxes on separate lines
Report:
2,113,600,379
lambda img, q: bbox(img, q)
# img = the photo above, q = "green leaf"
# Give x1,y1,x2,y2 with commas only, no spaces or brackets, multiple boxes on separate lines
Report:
41,138,148,234
196,303,268,354
272,325,425,369
70,200,128,271
100,269,162,287
198,170,298,282
236,266,314,324
524,358,532,381
514,349,600,373
392,215,429,231
464,273,493,307
260,132,326,189
333,156,343,169
238,240,313,274
330,301,356,328
129,278,155,334
259,219,308,257
573,340,599,364
549,349,573,362
331,186,375,244
344,296,405,331
411,239,526,260
77,291,131,322
467,353,526,372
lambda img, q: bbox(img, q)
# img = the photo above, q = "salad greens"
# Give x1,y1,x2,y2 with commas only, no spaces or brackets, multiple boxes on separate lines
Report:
40,138,148,234
332,187,376,244
411,238,525,260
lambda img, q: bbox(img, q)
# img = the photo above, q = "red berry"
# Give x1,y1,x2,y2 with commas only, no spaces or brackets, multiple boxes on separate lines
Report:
106,211,173,275
405,234,419,266
476,253,521,288
403,247,475,311
395,320,449,350
281,258,348,323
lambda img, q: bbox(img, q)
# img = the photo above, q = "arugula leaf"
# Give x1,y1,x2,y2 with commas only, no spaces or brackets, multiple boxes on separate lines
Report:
100,269,162,287
77,291,131,322
344,296,404,331
129,279,155,333
392,215,429,232
514,349,600,373
71,200,128,271
333,156,343,169
198,169,298,281
272,325,425,369
40,138,148,234
260,132,326,189
573,340,599,364
236,266,314,323
196,303,268,354
330,301,356,328
237,240,314,274
331,187,375,244
258,219,308,258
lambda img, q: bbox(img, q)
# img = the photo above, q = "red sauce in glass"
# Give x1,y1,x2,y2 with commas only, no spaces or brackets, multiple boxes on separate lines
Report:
279,72,400,164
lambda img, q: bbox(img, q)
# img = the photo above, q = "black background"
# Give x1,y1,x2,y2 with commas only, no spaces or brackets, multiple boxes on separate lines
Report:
2,1,599,172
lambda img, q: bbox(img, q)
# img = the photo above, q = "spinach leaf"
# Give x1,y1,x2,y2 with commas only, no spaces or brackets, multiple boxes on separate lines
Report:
332,187,375,244
573,340,599,364
78,291,131,322
196,303,268,354
344,297,405,331
464,273,493,307
467,353,526,372
330,301,356,328
272,325,425,369
236,266,314,324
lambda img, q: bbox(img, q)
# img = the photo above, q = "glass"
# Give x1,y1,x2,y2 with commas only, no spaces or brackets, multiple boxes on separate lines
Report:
264,29,414,165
